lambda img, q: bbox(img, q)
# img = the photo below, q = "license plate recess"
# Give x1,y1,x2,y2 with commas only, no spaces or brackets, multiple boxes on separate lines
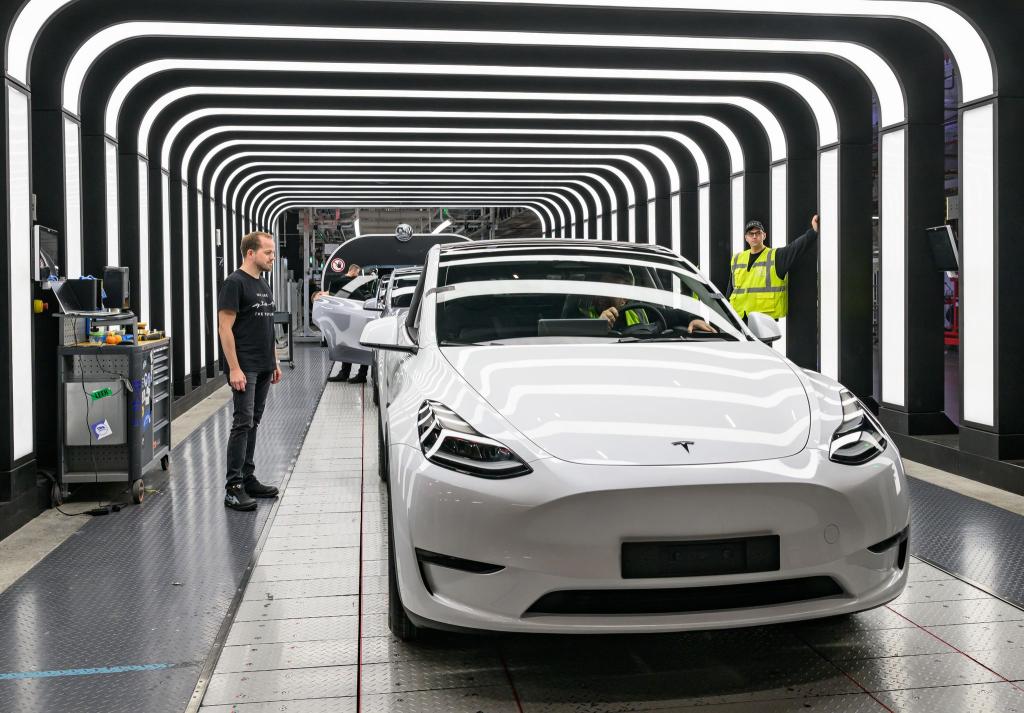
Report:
621,535,780,579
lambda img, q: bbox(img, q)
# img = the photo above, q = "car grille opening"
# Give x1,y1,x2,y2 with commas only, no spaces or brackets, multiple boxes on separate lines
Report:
415,548,504,574
867,526,910,569
525,576,844,616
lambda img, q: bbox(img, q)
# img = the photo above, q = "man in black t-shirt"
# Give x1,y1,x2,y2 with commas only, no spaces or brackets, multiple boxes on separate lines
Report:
217,231,282,511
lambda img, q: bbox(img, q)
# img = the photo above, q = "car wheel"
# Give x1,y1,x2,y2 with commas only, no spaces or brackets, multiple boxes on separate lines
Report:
387,485,422,642
377,412,389,482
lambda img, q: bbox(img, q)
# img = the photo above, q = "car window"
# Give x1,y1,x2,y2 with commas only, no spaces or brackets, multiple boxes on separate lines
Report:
434,256,745,344
335,275,378,301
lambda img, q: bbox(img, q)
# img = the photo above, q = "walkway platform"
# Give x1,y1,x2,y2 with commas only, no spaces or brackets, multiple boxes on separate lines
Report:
1,344,1023,712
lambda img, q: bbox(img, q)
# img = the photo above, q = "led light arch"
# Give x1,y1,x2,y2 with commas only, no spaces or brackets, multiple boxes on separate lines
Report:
221,163,625,240
207,148,651,241
242,179,604,239
249,186,585,238
60,24,904,123
113,60,829,148
255,190,576,236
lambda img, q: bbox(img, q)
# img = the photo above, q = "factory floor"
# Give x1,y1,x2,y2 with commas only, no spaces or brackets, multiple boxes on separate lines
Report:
1,344,1023,713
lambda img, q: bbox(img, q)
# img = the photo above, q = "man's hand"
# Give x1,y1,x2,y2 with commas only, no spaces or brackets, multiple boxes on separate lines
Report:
312,290,329,301
599,306,619,326
229,368,247,392
811,214,819,232
688,319,717,334
272,365,282,384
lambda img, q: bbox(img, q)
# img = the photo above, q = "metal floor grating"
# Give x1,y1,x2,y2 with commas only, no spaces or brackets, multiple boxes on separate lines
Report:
0,346,332,713
197,386,1024,713
4,353,1024,712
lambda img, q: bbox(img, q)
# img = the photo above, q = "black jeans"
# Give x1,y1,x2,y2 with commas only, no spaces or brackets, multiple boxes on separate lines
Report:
338,362,367,378
225,370,273,487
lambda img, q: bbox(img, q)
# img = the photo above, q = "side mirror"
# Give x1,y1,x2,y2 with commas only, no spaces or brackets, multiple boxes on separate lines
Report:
362,298,383,311
746,312,782,343
360,315,418,353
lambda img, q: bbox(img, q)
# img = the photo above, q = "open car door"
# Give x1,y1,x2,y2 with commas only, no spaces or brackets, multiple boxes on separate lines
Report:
315,233,469,364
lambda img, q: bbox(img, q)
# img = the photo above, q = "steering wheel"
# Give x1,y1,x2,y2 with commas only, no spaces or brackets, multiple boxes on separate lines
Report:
614,302,667,334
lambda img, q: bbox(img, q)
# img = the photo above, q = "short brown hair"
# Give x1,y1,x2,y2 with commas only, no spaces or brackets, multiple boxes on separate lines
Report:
240,231,273,257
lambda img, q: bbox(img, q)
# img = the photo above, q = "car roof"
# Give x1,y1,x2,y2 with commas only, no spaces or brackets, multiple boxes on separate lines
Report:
437,238,677,256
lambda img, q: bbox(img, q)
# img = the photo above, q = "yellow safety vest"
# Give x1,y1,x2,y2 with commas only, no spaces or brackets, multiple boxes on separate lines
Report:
729,247,789,319
582,304,647,326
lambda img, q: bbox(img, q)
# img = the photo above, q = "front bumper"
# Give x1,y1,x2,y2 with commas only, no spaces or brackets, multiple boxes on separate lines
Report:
389,444,910,634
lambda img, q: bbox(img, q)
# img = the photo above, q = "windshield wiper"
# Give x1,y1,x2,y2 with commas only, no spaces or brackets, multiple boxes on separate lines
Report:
438,340,502,346
616,331,739,343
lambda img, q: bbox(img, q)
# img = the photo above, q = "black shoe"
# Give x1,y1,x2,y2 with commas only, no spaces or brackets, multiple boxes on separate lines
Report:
348,372,367,384
244,479,279,498
327,371,350,382
225,483,257,511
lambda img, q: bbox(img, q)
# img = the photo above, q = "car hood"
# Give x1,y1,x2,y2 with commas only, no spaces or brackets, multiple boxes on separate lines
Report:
441,342,811,466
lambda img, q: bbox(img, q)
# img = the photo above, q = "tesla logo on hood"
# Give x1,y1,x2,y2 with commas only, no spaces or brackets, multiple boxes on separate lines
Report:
672,440,695,453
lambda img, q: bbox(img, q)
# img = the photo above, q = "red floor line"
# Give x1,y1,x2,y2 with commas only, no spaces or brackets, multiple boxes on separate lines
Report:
356,383,367,712
792,629,896,712
885,604,1024,693
496,643,526,713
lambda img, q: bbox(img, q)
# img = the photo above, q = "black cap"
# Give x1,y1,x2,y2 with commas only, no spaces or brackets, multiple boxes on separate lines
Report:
744,220,766,234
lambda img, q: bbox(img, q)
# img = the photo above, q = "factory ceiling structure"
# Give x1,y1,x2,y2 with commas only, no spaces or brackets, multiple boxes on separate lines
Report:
2,0,1023,502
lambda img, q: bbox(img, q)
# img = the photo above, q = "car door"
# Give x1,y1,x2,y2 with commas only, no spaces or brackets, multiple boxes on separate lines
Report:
312,275,379,364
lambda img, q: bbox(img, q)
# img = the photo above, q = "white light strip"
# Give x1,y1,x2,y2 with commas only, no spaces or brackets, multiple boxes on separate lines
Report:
880,128,906,407
222,203,229,279
6,0,77,84
268,201,549,235
161,172,172,337
210,151,640,243
210,195,218,357
353,217,361,236
961,104,995,426
65,23,902,123
818,148,840,379
697,185,710,274
186,127,675,203
731,175,745,258
7,85,34,458
147,100,748,169
196,187,206,368
770,162,787,356
244,179,598,235
219,161,625,243
115,60,830,147
62,115,83,278
428,0,993,102
432,219,453,233
137,157,150,323
234,170,612,240
104,139,119,266
181,182,191,375
257,191,577,239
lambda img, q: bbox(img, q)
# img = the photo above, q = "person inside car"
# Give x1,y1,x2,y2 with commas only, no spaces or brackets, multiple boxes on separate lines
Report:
580,268,717,334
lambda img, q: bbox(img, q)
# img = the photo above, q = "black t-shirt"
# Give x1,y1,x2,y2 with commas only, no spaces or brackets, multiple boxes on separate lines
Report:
218,270,276,373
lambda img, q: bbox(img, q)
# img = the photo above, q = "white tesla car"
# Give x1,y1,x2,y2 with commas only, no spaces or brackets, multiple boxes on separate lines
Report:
361,239,909,640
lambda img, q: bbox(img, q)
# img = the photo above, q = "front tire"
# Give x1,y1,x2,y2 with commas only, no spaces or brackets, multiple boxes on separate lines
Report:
387,485,422,641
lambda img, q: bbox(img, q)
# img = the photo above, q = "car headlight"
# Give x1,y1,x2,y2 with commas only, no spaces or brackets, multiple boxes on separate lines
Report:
829,389,888,465
418,401,532,478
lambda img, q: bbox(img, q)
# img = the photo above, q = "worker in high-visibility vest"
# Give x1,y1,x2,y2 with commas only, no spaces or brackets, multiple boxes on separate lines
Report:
728,215,819,319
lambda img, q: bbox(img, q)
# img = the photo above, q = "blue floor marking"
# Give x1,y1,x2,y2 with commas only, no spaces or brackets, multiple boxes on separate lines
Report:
0,663,172,680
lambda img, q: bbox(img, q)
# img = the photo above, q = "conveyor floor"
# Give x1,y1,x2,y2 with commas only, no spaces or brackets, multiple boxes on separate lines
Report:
2,346,1023,713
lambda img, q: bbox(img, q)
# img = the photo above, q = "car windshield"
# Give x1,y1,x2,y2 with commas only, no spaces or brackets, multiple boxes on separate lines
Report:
434,253,747,344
